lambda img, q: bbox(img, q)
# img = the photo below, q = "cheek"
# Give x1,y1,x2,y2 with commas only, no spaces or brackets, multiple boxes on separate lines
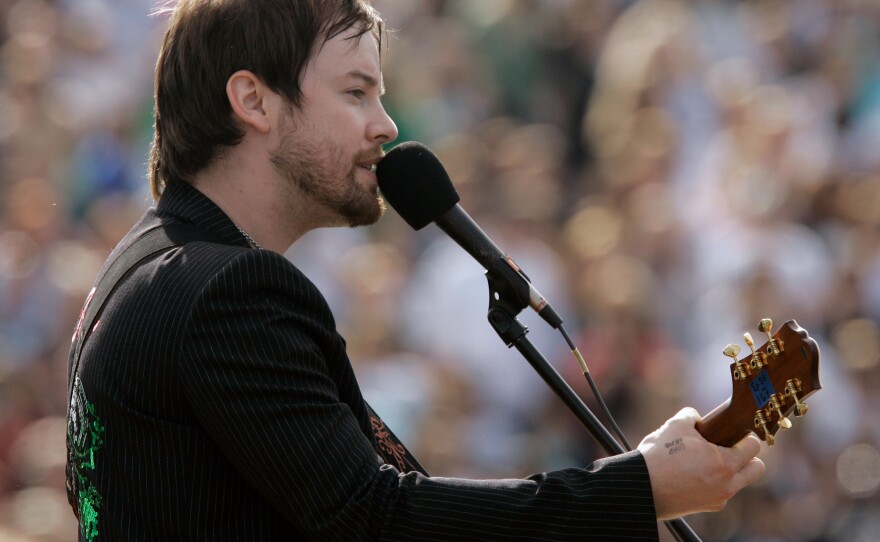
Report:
323,102,370,138
301,101,368,161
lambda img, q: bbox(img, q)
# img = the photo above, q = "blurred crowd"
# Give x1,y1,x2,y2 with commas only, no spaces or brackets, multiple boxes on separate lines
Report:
1,0,879,540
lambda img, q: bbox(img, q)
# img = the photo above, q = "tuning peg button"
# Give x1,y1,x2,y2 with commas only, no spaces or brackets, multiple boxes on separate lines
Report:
758,319,783,356
744,332,766,369
785,379,808,417
724,344,750,381
723,344,741,359
768,394,791,430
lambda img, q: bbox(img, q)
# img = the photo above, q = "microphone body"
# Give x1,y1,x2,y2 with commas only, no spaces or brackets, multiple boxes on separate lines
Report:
377,141,562,328
433,205,561,327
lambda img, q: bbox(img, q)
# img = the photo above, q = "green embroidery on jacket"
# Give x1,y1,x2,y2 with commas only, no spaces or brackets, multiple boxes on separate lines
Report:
67,378,105,542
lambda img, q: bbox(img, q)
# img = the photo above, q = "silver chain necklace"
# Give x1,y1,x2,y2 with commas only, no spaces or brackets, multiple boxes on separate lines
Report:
237,227,263,250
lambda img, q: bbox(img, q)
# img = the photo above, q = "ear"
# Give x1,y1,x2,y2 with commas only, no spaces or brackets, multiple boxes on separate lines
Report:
226,70,275,134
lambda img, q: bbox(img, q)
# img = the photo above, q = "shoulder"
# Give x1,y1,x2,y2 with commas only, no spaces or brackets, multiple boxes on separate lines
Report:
188,246,320,296
179,245,346,373
182,245,336,328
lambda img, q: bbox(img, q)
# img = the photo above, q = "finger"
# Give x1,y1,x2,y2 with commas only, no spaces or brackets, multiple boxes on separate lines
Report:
733,433,762,457
731,457,765,493
673,407,702,424
729,433,762,468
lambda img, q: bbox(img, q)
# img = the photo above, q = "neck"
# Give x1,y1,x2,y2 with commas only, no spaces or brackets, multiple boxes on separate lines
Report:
191,147,322,253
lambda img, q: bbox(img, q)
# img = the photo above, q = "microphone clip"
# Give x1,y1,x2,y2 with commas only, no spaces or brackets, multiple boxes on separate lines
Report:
485,259,532,346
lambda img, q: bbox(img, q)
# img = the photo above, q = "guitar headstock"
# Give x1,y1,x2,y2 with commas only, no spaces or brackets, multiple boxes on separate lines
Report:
695,319,821,447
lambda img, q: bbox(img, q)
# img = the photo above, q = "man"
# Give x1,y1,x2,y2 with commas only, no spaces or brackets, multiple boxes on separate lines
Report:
66,1,764,540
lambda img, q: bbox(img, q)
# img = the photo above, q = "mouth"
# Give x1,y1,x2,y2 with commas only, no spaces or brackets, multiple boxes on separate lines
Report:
357,154,383,179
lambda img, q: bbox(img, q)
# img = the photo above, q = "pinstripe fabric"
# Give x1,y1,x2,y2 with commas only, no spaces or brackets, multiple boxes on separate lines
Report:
68,181,659,541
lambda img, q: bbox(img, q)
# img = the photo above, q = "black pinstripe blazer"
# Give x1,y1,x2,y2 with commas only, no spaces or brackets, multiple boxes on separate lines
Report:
66,181,659,541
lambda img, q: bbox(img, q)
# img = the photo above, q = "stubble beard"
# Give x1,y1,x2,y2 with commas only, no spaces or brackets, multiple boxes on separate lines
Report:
270,120,385,228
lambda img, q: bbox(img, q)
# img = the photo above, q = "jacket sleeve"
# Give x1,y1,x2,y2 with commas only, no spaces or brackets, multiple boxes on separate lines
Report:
180,249,658,541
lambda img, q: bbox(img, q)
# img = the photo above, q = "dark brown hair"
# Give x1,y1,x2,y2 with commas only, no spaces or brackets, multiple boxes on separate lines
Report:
149,0,384,199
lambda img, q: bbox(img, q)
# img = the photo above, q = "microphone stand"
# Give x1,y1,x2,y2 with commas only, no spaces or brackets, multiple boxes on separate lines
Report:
484,263,701,542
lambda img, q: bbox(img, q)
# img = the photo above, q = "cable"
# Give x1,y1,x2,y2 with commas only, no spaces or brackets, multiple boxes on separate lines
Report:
558,324,633,452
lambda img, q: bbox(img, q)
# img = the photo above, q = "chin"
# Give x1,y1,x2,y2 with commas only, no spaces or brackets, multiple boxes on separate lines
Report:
340,196,385,228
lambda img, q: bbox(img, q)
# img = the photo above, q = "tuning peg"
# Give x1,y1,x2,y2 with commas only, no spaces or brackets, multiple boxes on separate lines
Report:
758,318,783,356
743,332,766,370
723,344,741,359
724,344,750,381
754,410,775,446
767,394,792,430
784,378,808,417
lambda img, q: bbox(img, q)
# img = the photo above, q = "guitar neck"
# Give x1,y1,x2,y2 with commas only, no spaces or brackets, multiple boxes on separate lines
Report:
696,399,747,448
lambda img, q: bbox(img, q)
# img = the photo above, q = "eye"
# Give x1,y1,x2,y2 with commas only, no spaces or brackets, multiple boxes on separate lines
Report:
347,89,366,99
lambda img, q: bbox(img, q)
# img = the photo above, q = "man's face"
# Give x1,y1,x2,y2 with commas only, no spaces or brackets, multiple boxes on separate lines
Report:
270,27,398,228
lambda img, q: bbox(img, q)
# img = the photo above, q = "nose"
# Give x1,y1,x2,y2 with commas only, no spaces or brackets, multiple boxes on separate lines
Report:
368,101,398,145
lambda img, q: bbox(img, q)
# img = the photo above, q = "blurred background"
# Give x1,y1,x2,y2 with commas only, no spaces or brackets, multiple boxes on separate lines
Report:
0,0,879,540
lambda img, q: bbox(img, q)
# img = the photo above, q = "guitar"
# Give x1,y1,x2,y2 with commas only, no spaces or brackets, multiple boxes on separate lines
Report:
695,319,821,447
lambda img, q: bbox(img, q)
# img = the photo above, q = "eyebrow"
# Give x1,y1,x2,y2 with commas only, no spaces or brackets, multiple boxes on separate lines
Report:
346,70,385,95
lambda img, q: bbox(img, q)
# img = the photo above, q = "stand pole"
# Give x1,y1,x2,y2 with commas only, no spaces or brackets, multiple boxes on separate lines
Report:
487,304,702,542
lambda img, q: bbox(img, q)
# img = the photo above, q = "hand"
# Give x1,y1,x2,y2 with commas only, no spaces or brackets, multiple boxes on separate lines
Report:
637,407,765,520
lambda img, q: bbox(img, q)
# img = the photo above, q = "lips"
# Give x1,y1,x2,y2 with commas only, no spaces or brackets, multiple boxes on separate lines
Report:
357,152,384,173
356,154,383,184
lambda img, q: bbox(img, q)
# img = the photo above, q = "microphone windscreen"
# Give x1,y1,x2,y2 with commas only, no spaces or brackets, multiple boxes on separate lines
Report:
377,141,460,230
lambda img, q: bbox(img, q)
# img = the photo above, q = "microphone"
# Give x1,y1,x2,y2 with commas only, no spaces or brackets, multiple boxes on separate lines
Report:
376,141,562,329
